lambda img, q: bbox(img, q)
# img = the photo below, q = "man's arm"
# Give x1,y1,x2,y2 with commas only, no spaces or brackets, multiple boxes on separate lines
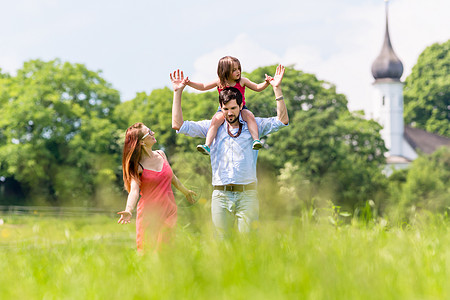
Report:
270,65,289,125
170,69,188,130
256,65,289,137
170,69,211,137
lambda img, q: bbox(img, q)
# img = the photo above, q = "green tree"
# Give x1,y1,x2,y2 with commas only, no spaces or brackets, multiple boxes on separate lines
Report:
245,66,387,210
403,39,450,137
115,87,217,158
113,88,219,210
387,147,450,221
0,59,122,206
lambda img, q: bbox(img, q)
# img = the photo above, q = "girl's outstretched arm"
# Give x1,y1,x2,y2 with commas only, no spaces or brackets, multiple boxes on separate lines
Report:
241,75,272,92
186,78,219,91
241,109,260,143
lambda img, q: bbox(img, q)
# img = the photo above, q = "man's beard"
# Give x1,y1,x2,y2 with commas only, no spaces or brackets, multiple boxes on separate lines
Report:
225,113,239,125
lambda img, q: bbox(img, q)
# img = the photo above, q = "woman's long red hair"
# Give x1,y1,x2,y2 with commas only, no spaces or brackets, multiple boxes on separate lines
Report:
122,122,145,193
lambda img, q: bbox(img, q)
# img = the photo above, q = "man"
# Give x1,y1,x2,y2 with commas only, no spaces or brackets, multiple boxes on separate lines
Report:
170,65,289,237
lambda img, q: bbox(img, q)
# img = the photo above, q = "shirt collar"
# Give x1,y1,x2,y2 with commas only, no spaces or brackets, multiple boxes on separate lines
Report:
238,110,244,124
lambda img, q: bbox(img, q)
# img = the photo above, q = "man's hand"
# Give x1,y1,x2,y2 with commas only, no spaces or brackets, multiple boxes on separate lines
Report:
269,65,285,88
170,69,188,92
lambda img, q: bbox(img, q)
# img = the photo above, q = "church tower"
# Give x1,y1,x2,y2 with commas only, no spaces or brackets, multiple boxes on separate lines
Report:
371,1,450,175
371,0,405,157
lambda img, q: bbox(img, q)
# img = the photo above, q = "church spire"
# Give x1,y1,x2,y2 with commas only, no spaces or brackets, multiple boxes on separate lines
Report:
371,0,404,81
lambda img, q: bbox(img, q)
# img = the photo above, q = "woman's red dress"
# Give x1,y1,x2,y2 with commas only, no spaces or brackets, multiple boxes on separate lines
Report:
136,157,177,251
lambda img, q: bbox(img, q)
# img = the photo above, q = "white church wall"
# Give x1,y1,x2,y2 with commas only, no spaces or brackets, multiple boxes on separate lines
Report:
372,81,405,156
402,138,418,160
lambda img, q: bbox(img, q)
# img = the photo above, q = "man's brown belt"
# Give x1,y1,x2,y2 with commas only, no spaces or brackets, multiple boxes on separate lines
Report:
213,183,257,192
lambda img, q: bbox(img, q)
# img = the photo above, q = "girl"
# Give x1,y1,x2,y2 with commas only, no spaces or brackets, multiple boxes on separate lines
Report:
186,56,272,155
117,122,196,252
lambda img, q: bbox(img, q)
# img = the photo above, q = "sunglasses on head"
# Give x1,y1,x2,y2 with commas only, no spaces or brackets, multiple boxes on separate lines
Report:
141,129,153,140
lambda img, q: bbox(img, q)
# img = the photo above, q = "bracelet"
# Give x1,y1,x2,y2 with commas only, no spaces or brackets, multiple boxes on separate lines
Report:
276,96,284,101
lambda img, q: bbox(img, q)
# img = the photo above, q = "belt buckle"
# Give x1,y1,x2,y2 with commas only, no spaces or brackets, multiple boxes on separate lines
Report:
226,185,238,192
234,185,244,192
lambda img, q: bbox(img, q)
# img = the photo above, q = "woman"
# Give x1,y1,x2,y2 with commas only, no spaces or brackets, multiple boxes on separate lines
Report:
118,122,196,251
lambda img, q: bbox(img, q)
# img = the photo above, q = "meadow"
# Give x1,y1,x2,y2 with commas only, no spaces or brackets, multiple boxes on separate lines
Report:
0,207,448,300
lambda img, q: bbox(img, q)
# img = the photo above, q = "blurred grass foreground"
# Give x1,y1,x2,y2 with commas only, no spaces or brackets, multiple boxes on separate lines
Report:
0,208,449,300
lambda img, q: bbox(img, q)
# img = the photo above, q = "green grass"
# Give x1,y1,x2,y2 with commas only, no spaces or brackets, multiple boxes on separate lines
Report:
0,211,449,300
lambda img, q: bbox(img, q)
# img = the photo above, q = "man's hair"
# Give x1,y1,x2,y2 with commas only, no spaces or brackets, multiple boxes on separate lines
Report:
219,87,243,107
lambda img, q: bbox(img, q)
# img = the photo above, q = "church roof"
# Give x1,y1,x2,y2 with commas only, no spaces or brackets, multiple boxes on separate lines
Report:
371,2,404,81
386,155,411,164
404,125,450,154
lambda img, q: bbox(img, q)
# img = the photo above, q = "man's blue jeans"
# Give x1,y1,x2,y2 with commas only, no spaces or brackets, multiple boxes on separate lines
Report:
211,189,259,238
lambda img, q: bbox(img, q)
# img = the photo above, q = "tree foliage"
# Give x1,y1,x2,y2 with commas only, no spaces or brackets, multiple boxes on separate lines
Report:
403,39,450,137
0,59,122,206
0,60,417,214
245,66,387,209
114,87,217,158
387,147,450,221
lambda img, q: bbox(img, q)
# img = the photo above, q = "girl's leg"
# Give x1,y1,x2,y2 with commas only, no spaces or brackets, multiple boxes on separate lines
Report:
197,111,224,155
241,109,263,150
206,112,225,147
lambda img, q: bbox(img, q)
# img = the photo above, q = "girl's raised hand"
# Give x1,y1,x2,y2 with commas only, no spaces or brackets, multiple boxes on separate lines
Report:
170,69,189,91
269,65,285,87
264,74,273,83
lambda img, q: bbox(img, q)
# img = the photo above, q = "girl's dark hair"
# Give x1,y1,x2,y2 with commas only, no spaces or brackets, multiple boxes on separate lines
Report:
217,56,241,89
219,87,243,107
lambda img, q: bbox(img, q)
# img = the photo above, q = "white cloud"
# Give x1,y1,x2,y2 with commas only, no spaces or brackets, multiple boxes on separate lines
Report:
0,54,22,75
0,0,448,111
389,0,450,78
283,45,324,73
189,0,450,115
190,34,281,85
190,30,376,112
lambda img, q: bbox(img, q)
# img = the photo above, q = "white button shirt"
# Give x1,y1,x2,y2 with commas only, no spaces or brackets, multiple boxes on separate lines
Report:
177,114,288,186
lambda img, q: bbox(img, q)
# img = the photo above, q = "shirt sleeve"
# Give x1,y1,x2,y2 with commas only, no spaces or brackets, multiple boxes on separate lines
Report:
177,120,212,138
256,117,288,137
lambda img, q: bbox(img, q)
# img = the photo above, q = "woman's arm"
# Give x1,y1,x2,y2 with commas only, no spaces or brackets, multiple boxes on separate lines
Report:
158,150,197,203
117,178,140,224
171,172,189,194
172,173,197,204
241,76,272,92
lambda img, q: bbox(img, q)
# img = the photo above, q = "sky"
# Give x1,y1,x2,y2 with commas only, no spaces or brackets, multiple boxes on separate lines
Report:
0,0,449,115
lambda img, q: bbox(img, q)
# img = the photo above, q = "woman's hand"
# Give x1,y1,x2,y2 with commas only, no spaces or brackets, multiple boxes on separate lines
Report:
117,211,132,224
184,190,197,204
